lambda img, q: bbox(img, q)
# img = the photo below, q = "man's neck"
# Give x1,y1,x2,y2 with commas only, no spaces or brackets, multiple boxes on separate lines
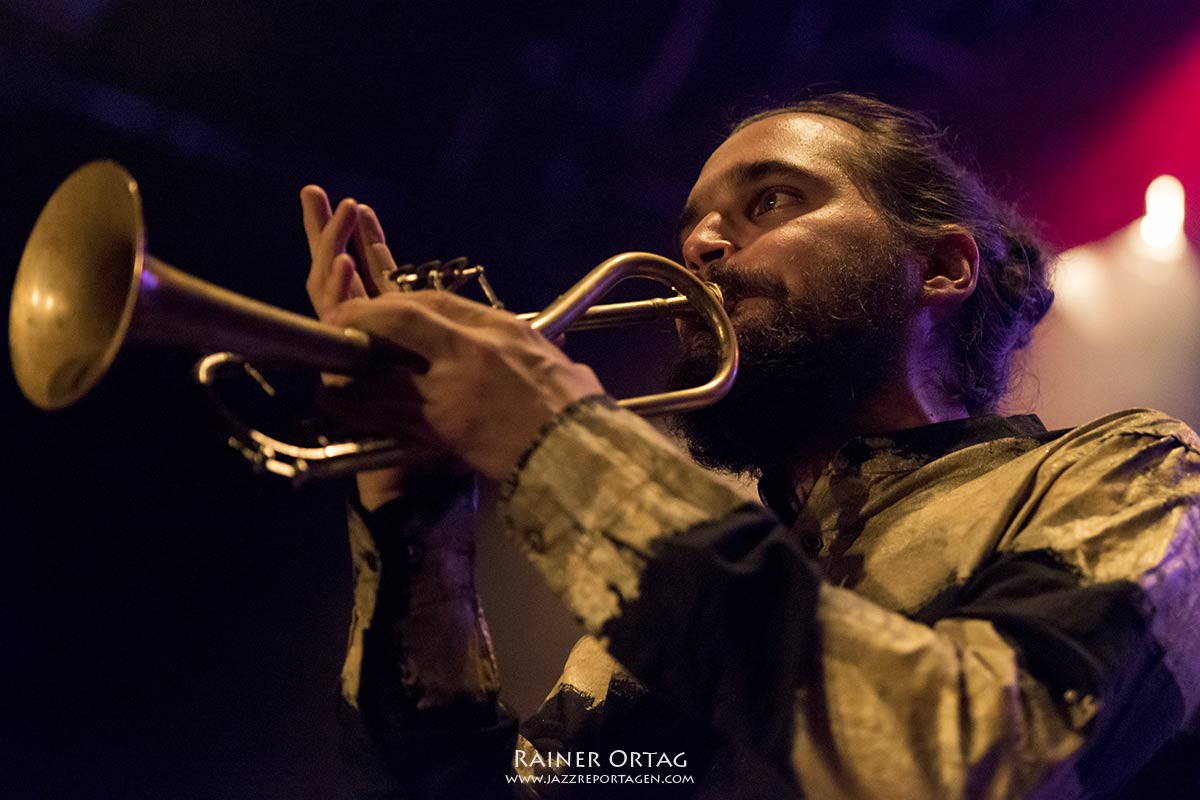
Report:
783,438,844,509
782,382,970,507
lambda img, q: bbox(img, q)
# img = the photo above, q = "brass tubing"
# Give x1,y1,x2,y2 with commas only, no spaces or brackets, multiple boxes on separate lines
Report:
517,294,693,331
130,256,374,374
10,161,739,479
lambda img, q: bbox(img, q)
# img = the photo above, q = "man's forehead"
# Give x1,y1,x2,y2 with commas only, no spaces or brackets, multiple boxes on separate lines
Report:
689,112,863,197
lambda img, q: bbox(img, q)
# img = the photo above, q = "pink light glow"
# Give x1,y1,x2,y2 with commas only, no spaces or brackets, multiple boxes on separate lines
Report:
1028,28,1200,249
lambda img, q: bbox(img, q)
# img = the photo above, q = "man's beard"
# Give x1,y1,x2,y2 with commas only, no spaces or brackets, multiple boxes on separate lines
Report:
668,241,916,477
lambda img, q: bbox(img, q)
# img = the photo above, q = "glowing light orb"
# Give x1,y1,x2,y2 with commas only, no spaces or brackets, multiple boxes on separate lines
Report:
1138,175,1186,251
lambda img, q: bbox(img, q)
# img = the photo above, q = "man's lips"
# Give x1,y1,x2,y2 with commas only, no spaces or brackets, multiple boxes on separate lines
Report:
709,285,743,317
678,293,766,345
723,295,774,319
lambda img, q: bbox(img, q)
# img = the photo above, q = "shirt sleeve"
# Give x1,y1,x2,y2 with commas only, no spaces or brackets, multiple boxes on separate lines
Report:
500,399,1200,798
338,478,522,799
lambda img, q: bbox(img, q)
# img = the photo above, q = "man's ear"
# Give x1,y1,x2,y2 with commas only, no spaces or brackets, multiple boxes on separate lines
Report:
920,227,979,316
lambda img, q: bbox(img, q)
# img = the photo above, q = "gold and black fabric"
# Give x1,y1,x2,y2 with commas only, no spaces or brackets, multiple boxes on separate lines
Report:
339,402,1200,798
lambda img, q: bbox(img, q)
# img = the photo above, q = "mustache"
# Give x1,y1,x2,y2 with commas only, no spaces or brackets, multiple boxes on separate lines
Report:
704,260,791,306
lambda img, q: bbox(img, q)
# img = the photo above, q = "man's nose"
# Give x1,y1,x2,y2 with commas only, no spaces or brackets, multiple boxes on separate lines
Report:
681,213,734,275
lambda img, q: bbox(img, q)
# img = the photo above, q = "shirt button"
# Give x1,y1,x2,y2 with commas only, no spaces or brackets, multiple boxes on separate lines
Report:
800,534,824,555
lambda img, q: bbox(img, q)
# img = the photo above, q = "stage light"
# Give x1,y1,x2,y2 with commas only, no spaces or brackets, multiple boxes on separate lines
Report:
1051,246,1102,310
1138,175,1187,258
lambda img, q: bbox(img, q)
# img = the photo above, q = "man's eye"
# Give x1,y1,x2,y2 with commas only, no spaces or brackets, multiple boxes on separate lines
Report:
751,189,802,217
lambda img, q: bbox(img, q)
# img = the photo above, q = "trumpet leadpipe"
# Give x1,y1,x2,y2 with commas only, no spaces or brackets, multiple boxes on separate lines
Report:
517,294,697,331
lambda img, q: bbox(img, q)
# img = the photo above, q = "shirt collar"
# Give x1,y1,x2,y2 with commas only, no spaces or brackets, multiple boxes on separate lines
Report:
758,414,1050,522
833,414,1048,470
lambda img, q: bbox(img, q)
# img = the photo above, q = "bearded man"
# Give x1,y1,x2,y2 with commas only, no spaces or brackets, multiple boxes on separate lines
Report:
300,93,1200,798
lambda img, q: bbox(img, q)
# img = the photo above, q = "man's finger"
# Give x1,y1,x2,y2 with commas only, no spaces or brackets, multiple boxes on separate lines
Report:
362,242,399,295
353,206,399,296
315,198,359,269
329,295,466,363
325,253,359,313
317,369,423,413
353,203,386,247
317,390,443,446
300,185,333,256
392,289,533,332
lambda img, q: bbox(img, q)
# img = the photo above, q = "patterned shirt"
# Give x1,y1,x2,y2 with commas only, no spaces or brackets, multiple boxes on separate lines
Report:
339,401,1200,799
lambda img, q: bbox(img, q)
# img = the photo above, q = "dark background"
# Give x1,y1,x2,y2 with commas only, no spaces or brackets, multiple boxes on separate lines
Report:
3,1,1200,797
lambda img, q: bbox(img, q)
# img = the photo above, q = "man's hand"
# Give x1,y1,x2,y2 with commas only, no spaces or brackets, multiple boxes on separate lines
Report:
300,185,430,508
301,185,406,307
300,184,603,487
324,291,604,481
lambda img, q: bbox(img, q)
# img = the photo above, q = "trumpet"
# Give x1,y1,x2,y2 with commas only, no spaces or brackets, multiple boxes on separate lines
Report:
9,161,738,483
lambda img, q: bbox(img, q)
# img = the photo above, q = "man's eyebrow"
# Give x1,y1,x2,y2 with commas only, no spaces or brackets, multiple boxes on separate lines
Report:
674,159,822,250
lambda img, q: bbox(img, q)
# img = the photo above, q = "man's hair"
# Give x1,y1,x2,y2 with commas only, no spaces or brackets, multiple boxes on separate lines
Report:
734,93,1054,413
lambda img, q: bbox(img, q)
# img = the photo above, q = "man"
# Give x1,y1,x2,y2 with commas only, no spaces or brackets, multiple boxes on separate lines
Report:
300,93,1200,798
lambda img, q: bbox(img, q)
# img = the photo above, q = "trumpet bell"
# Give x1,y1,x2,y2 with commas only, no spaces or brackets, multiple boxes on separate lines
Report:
11,161,376,413
10,161,146,410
